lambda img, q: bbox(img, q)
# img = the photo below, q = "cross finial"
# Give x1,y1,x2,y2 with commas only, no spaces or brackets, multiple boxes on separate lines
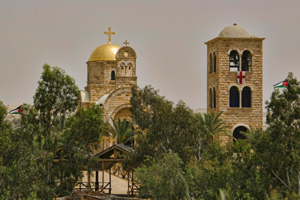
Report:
104,27,115,44
123,40,129,46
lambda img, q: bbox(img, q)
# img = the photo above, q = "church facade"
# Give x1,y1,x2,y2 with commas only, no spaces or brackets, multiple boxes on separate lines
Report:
205,23,265,143
79,25,265,148
79,28,137,150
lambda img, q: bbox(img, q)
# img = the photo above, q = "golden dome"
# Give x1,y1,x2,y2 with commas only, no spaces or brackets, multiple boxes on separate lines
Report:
88,43,121,61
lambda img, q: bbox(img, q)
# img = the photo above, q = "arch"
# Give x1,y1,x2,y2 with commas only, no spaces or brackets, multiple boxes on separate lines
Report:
229,50,239,71
209,88,212,108
213,52,216,72
210,53,213,73
213,87,216,108
233,126,247,141
242,50,252,71
242,86,251,107
108,103,131,125
111,70,115,80
229,86,239,107
103,87,132,111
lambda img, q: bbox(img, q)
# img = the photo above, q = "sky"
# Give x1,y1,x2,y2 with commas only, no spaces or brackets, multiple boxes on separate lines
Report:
0,0,300,110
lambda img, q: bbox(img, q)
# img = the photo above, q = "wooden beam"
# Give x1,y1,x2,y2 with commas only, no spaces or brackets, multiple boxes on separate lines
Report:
100,158,123,162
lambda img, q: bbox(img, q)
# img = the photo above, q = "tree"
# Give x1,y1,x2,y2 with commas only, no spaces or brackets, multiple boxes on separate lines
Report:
33,63,79,151
104,117,135,144
0,102,53,199
58,104,104,194
33,64,79,193
196,111,230,142
135,151,188,200
256,72,300,196
127,85,200,168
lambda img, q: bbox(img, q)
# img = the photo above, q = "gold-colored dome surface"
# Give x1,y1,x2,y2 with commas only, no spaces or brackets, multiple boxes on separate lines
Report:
88,43,121,61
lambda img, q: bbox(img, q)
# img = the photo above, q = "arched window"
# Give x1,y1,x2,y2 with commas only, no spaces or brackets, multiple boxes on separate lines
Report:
233,126,247,142
209,88,212,108
213,52,216,72
111,71,115,80
229,50,239,71
210,53,213,73
213,87,216,108
242,50,251,71
242,87,251,107
230,86,239,107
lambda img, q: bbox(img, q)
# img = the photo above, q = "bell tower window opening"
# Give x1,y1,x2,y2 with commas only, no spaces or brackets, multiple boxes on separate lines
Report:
209,88,212,108
242,87,251,107
210,53,213,73
111,70,115,80
213,52,216,72
242,50,252,71
230,86,239,107
229,50,239,71
213,87,216,108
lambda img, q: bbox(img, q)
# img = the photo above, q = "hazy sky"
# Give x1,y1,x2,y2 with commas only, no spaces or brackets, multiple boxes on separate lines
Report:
1,0,300,110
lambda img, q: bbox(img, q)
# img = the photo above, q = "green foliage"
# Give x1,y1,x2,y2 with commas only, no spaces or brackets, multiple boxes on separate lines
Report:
136,151,188,200
62,104,103,151
57,104,104,194
33,63,79,151
196,111,230,142
104,117,136,144
128,85,200,168
256,72,300,196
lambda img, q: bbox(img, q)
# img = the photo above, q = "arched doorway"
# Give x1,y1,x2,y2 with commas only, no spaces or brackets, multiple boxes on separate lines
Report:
233,126,247,141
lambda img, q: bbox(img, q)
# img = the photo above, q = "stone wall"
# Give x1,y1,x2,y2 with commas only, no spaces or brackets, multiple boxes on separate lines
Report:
206,37,264,143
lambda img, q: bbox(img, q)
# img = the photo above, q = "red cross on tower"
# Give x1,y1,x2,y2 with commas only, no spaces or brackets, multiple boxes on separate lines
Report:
237,71,245,84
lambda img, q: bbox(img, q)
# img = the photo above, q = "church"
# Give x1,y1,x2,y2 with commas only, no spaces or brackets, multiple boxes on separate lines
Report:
79,27,137,150
79,24,264,148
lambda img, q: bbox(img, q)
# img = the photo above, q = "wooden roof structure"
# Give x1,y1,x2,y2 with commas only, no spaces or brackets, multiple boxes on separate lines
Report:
92,144,129,171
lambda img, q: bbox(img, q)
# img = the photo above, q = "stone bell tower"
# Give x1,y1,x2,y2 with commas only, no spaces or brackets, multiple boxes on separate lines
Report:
205,23,265,142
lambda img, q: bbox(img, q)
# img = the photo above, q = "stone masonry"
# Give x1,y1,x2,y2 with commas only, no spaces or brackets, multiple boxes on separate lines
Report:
205,25,265,143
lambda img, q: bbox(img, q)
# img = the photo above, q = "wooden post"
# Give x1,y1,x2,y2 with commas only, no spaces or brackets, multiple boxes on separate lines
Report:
95,171,99,191
131,170,134,195
109,167,111,194
102,161,104,188
88,171,91,190
127,170,130,196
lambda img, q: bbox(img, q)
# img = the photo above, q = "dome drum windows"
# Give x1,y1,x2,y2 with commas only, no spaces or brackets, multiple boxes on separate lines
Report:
111,70,115,80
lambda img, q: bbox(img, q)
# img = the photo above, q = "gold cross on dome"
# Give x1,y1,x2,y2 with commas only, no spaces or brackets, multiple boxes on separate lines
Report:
104,27,115,43
123,40,129,46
